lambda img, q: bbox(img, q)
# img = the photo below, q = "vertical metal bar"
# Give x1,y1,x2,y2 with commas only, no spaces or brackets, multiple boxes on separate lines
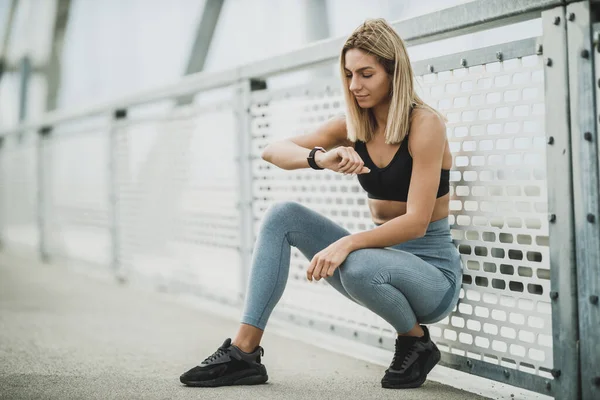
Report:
45,0,71,112
566,2,600,399
591,16,600,400
176,0,224,105
0,0,17,57
0,135,4,249
182,0,223,75
542,6,580,400
37,126,52,263
18,56,31,122
235,80,252,306
110,109,127,283
0,0,17,90
234,78,265,305
304,0,332,79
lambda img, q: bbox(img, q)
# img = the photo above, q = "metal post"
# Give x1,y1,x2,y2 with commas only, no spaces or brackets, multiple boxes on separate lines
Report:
0,0,16,53
542,6,579,400
176,0,224,105
305,0,332,79
182,0,223,75
45,0,71,112
18,56,31,122
235,78,266,305
0,59,5,86
0,135,4,249
37,126,52,263
566,2,600,399
110,109,127,283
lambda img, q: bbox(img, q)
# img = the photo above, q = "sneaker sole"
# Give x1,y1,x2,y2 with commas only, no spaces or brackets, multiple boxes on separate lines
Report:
381,347,441,389
181,372,269,387
382,374,426,389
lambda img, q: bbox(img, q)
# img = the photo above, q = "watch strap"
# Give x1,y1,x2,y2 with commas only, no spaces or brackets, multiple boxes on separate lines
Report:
307,147,326,170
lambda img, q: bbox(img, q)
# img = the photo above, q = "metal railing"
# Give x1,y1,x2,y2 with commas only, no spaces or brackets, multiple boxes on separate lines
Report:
1,1,599,398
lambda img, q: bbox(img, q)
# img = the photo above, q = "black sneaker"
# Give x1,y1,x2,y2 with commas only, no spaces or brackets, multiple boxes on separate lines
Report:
179,338,268,387
381,325,441,389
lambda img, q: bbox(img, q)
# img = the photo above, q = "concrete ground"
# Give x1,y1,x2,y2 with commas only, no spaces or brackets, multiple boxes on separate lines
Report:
0,252,492,400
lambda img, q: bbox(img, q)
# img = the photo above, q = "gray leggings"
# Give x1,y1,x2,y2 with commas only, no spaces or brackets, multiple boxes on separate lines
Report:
241,201,463,333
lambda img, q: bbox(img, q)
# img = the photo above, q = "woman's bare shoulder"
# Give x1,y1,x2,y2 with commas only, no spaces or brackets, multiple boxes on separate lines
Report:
410,106,445,126
406,107,446,156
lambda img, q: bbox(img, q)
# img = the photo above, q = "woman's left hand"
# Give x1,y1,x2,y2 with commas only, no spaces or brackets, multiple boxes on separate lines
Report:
307,237,354,282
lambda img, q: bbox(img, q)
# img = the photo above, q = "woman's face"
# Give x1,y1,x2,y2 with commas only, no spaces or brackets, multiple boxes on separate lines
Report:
344,48,391,109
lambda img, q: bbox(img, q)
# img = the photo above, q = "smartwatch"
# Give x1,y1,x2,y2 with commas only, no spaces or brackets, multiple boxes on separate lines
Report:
307,146,326,170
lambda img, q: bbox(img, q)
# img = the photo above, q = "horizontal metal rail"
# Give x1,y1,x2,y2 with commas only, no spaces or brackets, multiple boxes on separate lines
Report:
0,0,558,136
412,37,541,75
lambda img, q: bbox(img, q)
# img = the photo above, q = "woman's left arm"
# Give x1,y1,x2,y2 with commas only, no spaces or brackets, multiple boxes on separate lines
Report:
344,111,447,251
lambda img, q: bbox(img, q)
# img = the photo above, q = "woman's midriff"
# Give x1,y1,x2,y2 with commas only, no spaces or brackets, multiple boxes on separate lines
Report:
369,193,450,225
343,135,452,226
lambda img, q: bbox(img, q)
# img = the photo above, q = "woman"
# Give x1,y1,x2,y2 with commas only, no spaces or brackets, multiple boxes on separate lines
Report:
180,18,463,390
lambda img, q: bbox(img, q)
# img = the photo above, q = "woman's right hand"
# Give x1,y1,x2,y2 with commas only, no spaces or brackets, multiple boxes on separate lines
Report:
316,147,371,175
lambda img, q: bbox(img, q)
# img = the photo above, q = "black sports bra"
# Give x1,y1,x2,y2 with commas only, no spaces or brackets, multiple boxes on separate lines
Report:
354,137,450,202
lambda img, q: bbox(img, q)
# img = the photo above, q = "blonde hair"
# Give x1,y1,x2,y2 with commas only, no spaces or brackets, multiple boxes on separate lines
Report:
340,18,444,144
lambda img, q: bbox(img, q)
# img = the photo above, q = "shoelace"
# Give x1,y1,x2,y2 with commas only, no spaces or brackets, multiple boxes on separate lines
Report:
203,344,266,365
391,347,410,368
202,346,230,364
391,337,419,370
399,347,417,369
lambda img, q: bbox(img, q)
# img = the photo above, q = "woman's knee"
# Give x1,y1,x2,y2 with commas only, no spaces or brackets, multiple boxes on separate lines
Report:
339,249,376,292
261,201,305,227
265,200,305,219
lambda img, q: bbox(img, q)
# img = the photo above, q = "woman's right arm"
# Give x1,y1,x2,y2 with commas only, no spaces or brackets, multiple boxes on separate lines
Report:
261,116,349,170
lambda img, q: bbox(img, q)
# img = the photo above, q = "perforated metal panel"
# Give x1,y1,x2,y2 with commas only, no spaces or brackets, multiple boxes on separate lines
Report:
0,132,39,251
420,55,552,379
113,104,243,302
40,124,112,267
250,81,394,337
250,54,552,380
